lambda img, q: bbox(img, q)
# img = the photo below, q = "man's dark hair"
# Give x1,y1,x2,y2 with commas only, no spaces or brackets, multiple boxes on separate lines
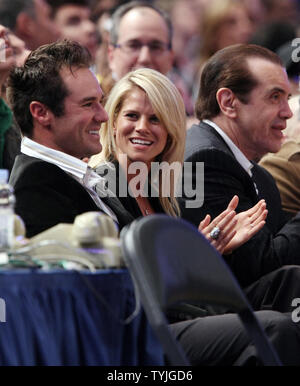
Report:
0,0,35,30
7,39,92,137
196,44,283,121
46,0,91,18
110,1,173,48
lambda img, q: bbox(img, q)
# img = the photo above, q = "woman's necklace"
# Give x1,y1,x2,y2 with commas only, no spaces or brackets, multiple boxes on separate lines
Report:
139,202,150,216
136,196,153,216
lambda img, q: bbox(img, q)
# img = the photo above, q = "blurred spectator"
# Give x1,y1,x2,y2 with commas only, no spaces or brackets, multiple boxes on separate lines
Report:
6,30,31,67
277,40,300,95
91,0,125,19
168,0,206,113
260,0,299,25
170,0,204,67
46,0,98,62
193,0,254,101
90,0,127,44
107,1,173,82
102,1,194,116
0,0,60,50
249,17,299,94
197,0,254,70
0,25,30,173
259,94,300,218
250,21,296,53
243,0,267,27
90,0,126,94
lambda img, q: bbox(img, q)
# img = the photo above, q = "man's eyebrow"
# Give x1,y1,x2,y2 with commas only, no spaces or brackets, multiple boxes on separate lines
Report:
80,96,103,103
270,87,284,93
269,87,292,97
125,38,163,43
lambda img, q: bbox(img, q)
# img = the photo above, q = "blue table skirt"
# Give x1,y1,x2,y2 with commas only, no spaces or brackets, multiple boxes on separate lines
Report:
0,269,164,366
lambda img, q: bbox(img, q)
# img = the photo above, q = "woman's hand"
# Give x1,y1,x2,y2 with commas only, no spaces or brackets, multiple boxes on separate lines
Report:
223,198,267,254
198,196,267,254
198,195,239,254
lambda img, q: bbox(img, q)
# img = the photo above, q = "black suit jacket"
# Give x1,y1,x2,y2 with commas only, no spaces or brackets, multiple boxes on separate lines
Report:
181,121,300,287
9,154,133,238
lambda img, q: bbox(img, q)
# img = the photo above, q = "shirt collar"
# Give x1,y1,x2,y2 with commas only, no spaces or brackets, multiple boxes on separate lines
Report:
21,137,88,180
21,137,118,223
203,119,254,177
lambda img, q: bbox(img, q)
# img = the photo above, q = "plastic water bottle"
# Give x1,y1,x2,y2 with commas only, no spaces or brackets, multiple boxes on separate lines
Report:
0,169,15,251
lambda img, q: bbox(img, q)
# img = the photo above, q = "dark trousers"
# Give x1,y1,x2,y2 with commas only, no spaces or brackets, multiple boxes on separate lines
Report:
170,265,300,365
170,310,300,366
245,265,300,313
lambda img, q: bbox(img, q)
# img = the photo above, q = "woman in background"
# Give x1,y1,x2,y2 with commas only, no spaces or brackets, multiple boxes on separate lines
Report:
193,0,253,101
198,0,253,68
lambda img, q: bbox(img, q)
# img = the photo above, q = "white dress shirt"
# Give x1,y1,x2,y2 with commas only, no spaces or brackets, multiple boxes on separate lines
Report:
203,120,254,176
21,137,118,223
203,120,258,194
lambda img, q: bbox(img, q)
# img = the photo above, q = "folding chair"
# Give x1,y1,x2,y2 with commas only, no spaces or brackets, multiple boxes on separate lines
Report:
120,214,282,366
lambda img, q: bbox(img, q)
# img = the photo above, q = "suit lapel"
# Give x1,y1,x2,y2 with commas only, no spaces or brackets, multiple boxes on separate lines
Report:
188,122,259,203
197,121,235,157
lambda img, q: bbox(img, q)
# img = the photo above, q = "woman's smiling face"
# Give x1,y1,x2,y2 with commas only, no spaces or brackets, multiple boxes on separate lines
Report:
114,86,168,169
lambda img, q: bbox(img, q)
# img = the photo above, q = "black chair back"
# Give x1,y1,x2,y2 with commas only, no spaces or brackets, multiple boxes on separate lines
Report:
121,214,282,366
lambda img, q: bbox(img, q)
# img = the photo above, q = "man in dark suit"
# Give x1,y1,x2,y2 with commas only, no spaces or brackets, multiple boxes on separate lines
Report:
181,43,300,314
7,39,132,238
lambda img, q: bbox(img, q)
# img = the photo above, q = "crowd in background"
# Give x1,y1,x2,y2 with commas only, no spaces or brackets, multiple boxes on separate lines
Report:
92,0,300,109
1,0,300,172
1,0,300,366
93,0,300,99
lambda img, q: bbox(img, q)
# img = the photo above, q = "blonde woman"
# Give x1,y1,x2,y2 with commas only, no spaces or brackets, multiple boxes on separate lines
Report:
91,68,267,254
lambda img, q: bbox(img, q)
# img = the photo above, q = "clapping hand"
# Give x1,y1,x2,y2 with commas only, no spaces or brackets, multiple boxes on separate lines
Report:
198,196,267,254
223,197,267,254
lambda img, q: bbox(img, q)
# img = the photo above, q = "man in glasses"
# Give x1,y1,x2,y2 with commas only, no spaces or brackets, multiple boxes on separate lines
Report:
107,1,174,82
93,0,200,116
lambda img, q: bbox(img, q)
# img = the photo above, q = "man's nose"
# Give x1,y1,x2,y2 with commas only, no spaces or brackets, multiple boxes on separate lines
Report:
83,20,96,35
52,23,62,40
137,45,152,64
95,104,108,123
281,100,293,120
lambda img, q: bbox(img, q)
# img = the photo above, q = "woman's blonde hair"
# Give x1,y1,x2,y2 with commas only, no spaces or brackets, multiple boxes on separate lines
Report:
97,68,186,217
